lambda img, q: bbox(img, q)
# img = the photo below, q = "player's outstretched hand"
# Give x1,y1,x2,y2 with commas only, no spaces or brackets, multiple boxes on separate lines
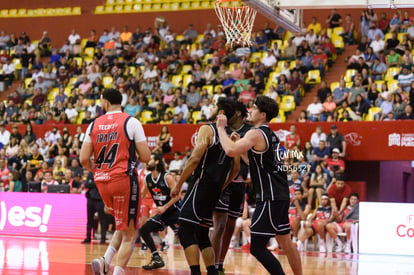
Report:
170,186,180,198
216,114,227,129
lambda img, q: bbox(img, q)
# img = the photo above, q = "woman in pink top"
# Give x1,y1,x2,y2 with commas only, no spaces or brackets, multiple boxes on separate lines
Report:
163,88,175,106
321,94,337,121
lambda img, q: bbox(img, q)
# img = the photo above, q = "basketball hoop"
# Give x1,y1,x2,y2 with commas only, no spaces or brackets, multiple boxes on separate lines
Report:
214,0,257,47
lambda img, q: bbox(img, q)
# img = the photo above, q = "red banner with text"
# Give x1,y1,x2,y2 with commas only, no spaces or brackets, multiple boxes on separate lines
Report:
9,121,414,161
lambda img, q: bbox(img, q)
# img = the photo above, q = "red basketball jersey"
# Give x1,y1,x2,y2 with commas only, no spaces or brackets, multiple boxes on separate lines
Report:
89,112,138,180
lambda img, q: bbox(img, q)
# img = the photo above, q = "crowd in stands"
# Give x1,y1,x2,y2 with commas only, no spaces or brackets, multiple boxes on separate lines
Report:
304,9,414,121
4,10,405,253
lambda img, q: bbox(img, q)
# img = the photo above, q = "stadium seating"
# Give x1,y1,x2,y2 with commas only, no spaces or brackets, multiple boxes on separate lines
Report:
0,7,82,18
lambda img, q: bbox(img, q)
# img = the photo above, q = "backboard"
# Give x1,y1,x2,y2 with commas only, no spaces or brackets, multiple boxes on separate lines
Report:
242,0,303,33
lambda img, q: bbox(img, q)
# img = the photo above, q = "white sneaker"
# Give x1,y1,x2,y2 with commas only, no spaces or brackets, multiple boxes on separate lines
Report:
267,238,279,250
229,237,238,248
91,257,110,275
319,244,326,253
296,241,303,251
344,243,351,253
335,243,344,253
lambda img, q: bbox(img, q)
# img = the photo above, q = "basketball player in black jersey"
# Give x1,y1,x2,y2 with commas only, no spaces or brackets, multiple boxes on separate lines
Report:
139,153,180,270
216,96,303,275
171,98,240,275
211,101,251,274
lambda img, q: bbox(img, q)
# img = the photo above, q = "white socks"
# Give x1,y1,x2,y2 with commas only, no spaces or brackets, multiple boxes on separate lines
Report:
335,237,342,246
104,246,116,264
292,236,297,242
113,266,124,275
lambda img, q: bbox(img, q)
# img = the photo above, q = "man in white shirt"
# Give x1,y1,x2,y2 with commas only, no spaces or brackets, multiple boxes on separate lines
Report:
1,59,15,87
200,98,213,119
310,126,327,148
68,29,81,45
87,99,101,119
65,102,79,123
262,49,277,73
0,123,10,146
168,152,183,174
108,26,120,41
307,96,324,122
175,98,189,119
31,67,45,83
47,127,61,145
369,34,385,54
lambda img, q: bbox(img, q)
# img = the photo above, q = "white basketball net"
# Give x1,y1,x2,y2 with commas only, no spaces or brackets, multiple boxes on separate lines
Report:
214,0,257,47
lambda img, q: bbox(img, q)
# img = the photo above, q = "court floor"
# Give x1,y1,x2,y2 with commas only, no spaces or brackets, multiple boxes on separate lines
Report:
0,236,413,275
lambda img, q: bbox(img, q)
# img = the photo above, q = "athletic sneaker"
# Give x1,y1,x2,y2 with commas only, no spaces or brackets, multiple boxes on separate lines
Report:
161,241,169,252
141,244,148,251
218,270,225,275
229,237,238,249
344,243,351,253
319,244,326,253
91,257,110,275
296,241,303,252
267,238,279,250
335,243,344,253
240,243,250,251
142,256,165,270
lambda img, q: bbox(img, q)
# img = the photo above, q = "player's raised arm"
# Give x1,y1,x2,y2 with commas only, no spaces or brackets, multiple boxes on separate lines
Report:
170,125,212,197
216,114,262,157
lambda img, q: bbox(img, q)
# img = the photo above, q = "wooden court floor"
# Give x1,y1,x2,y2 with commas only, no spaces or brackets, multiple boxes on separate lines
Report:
0,236,413,275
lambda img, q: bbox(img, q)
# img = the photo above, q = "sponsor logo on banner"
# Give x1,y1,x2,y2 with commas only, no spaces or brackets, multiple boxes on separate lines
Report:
147,136,173,149
273,129,290,142
360,202,414,256
0,201,52,233
191,131,198,147
396,214,414,238
388,133,414,147
344,132,362,146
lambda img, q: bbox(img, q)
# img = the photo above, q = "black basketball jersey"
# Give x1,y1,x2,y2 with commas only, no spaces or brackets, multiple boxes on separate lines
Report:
247,125,289,202
192,123,233,187
145,171,176,208
227,123,252,182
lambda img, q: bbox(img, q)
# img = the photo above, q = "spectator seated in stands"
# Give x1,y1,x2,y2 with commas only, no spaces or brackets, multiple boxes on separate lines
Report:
399,104,414,120
307,164,327,206
307,96,323,122
168,151,183,175
296,194,334,252
326,192,359,253
398,67,414,92
321,94,336,122
328,173,352,216
289,187,311,243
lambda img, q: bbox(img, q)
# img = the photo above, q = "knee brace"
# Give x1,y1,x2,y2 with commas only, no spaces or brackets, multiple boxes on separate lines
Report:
196,226,212,251
178,221,197,249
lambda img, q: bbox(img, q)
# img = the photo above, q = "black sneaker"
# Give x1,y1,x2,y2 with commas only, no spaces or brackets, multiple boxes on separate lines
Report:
161,241,169,252
81,238,91,244
142,256,165,270
141,244,148,251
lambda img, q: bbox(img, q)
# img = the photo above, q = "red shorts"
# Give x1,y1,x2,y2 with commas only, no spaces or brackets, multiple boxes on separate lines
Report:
141,198,155,217
96,174,140,231
312,219,327,234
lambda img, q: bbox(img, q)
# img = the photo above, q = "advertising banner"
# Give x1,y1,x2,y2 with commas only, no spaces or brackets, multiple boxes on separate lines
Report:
0,193,86,239
360,202,414,256
9,120,414,161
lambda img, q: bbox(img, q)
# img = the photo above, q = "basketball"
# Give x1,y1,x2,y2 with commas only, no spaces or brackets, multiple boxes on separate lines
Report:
155,16,166,28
